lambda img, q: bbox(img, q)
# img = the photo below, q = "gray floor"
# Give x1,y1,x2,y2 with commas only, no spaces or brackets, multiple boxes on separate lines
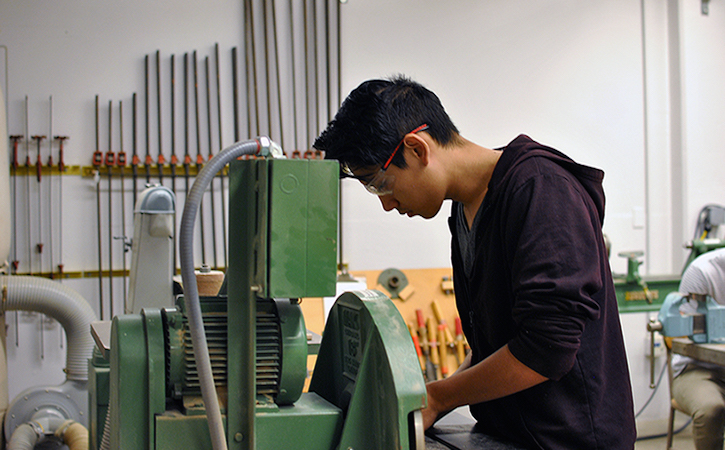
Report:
635,418,695,450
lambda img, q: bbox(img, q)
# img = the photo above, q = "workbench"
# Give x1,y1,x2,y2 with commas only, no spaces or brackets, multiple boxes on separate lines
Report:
671,337,725,366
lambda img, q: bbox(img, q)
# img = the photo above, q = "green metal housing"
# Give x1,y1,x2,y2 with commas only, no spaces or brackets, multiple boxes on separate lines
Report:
89,157,426,449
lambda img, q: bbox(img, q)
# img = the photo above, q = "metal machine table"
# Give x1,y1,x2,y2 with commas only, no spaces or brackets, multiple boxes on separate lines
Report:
424,410,526,450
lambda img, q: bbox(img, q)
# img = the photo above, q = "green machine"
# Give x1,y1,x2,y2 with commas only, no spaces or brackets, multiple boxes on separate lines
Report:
88,138,427,450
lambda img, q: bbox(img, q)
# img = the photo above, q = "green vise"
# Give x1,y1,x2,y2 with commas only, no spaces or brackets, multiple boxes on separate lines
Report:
89,157,426,449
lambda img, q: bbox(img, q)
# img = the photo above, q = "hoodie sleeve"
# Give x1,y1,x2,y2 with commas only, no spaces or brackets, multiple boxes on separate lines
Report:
503,157,604,381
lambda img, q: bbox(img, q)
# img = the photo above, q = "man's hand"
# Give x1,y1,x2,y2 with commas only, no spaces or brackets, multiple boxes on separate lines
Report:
420,345,547,430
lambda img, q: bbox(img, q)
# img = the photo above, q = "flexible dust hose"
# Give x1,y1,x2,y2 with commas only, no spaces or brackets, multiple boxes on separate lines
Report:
179,137,284,450
1,276,98,381
7,415,64,450
55,419,89,450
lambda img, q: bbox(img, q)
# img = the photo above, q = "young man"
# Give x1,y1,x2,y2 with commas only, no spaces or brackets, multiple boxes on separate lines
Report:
314,76,636,449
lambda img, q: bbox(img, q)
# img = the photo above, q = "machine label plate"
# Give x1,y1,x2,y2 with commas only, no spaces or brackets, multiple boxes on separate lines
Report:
340,305,362,381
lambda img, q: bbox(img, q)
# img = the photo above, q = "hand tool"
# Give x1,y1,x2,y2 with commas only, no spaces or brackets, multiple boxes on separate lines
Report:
9,135,22,274
156,50,165,184
215,43,228,268
286,0,299,150
31,130,47,359
245,0,260,137
454,317,467,365
144,54,153,184
438,324,449,378
231,46,240,142
183,53,192,199
170,54,179,272
416,309,436,382
47,96,54,279
193,50,207,265
131,93,140,206
408,323,426,373
10,134,22,345
270,0,285,149
53,135,68,280
427,317,440,380
106,100,116,319
24,96,32,276
204,55,218,269
117,100,128,307
431,299,455,356
31,134,46,265
93,95,105,320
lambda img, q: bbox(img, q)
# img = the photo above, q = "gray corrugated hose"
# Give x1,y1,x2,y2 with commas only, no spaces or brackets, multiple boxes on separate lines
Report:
1,275,97,381
179,137,283,450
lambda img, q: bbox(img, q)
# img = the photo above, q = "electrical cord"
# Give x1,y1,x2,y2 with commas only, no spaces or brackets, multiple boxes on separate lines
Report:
634,357,693,441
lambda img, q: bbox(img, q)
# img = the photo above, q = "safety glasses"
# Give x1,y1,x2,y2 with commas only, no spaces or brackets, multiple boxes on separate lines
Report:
342,124,429,196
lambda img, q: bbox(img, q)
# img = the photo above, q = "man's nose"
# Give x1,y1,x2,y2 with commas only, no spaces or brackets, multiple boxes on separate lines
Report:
379,195,397,212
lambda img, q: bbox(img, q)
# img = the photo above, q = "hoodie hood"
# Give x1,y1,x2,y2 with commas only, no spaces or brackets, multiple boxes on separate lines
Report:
489,134,606,225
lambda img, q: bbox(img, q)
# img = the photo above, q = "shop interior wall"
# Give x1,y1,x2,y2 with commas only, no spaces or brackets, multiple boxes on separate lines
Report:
1,0,724,425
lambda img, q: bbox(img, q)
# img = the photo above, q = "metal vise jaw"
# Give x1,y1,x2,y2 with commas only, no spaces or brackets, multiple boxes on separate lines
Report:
656,292,725,343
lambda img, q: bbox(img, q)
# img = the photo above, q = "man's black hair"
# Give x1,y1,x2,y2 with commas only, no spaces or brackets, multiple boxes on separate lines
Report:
313,75,459,173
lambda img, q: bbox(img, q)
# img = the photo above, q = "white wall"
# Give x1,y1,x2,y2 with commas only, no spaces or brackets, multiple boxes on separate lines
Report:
1,0,724,426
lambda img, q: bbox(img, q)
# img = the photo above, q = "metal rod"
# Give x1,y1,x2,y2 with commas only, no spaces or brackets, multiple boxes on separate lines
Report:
246,0,260,137
55,135,67,281
193,50,207,266
47,96,54,279
262,0,273,138
106,100,115,319
184,53,192,198
24,96,32,276
93,95,104,320
145,54,152,183
170,54,178,273
216,43,228,269
205,55,218,269
32,131,47,359
32,134,46,275
232,47,240,142
131,93,139,206
271,0,285,150
10,134,21,346
288,0,299,150
117,100,128,308
157,49,165,184
10,135,22,275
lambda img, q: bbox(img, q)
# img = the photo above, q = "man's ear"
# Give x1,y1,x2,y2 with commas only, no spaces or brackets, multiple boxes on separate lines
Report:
404,133,430,166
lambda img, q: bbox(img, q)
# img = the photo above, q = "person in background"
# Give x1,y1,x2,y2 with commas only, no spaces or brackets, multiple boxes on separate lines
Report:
313,75,636,449
672,247,725,450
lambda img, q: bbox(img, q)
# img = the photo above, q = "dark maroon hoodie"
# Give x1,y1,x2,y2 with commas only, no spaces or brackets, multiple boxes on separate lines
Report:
449,135,635,449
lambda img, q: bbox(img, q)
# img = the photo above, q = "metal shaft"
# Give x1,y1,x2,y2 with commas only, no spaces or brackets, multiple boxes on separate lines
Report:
118,100,128,307
205,55,218,269
193,50,207,265
157,49,165,183
94,95,104,320
145,54,152,183
170,54,178,272
216,43,228,268
47,96,54,279
106,100,115,319
24,96,32,275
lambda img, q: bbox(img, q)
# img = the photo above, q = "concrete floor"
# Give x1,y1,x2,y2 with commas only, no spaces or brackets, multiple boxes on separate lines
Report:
635,417,695,450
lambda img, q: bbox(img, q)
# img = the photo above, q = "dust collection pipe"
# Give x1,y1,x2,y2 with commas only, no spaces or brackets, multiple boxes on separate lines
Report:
179,136,284,450
7,416,88,450
0,276,96,449
0,276,97,381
